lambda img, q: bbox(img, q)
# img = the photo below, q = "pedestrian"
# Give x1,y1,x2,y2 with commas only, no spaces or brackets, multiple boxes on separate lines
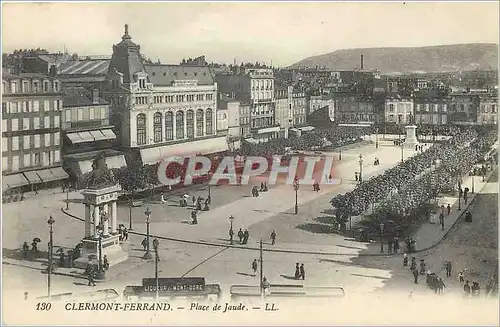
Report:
31,240,38,252
88,268,96,286
294,263,300,279
160,192,166,204
122,229,129,242
238,228,244,244
243,229,249,244
465,211,472,222
464,280,471,297
388,239,393,254
270,230,276,245
191,210,198,225
438,278,446,294
22,242,29,259
252,259,258,276
419,259,426,275
103,255,109,271
141,238,148,251
153,238,160,261
192,196,196,206
413,268,419,284
410,257,416,271
229,228,234,244
446,204,451,215
458,271,464,283
300,263,305,280
403,253,408,267
445,261,452,277
262,277,271,296
355,172,358,182
34,185,39,195
426,270,432,286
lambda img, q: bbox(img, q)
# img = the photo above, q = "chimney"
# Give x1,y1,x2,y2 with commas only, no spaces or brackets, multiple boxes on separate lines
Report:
92,89,99,104
361,55,364,71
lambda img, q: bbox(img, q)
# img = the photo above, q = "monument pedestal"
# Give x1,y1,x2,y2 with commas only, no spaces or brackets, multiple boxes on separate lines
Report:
403,125,420,149
74,233,129,270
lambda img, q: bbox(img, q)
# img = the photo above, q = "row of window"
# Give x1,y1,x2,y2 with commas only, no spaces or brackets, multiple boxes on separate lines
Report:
251,91,273,101
387,114,412,123
294,116,306,125
251,79,273,90
2,116,60,132
64,107,108,123
414,115,448,125
136,109,214,145
137,93,215,106
2,133,59,152
3,80,60,94
239,117,250,125
251,117,275,128
480,104,498,113
387,103,413,112
2,150,60,172
340,114,375,121
414,103,447,112
2,100,61,114
477,115,498,124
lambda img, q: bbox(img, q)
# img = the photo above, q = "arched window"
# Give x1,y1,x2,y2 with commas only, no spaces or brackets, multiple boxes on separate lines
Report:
206,108,213,135
196,109,204,137
136,114,147,145
153,112,162,143
165,112,173,140
186,110,194,139
176,111,184,139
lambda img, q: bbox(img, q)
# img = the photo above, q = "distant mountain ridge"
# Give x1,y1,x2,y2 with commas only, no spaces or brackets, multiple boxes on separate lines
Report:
289,43,498,74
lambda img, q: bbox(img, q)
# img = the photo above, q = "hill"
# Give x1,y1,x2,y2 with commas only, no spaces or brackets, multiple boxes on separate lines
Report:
289,43,498,74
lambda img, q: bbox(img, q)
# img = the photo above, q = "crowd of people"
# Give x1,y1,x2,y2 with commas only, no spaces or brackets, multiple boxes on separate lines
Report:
330,127,497,236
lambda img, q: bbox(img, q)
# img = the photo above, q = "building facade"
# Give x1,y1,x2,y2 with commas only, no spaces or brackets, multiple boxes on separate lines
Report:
384,96,414,125
217,95,241,151
101,25,226,166
477,94,498,125
216,67,279,142
334,94,375,124
307,95,333,122
448,93,479,124
61,87,126,181
2,73,68,194
274,86,290,138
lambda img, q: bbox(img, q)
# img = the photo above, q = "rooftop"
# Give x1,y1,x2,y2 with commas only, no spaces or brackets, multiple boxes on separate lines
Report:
144,64,215,86
58,60,110,75
62,87,108,107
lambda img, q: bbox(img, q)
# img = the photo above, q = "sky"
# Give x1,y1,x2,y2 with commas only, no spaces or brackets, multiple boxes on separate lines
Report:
2,2,499,67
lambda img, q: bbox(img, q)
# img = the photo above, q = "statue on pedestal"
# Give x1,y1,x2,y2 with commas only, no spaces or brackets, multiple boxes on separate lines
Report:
80,152,116,190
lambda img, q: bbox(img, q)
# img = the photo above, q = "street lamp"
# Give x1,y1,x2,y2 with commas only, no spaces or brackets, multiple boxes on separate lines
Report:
66,187,69,210
293,180,299,215
375,128,379,149
339,148,342,161
229,215,235,245
143,207,153,259
47,215,55,299
379,222,384,253
458,180,462,211
472,173,475,194
127,199,134,230
153,239,159,301
358,154,364,183
400,143,404,163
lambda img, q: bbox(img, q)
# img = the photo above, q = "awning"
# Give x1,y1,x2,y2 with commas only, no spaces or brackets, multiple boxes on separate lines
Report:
298,126,315,132
35,168,57,182
140,136,228,165
23,171,42,184
89,130,107,141
66,132,84,144
106,155,127,170
2,173,30,189
101,129,116,140
256,126,280,134
78,160,94,175
78,132,95,143
50,167,69,180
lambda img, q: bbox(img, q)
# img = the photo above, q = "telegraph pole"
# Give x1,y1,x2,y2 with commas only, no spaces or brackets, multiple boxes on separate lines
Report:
259,239,263,298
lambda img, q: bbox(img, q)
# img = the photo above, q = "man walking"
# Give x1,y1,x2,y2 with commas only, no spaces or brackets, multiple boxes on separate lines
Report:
153,238,160,261
270,230,276,245
87,267,96,286
243,229,249,245
447,204,451,215
141,238,148,251
445,261,452,278
252,259,258,276
294,263,300,279
413,267,419,284
300,263,305,280
238,228,244,244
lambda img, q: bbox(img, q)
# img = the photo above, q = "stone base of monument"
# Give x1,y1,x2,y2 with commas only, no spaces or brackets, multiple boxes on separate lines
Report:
74,234,129,270
403,125,420,149
403,138,420,149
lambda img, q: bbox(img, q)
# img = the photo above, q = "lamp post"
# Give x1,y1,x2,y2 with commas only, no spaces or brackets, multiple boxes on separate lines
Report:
153,239,159,301
400,143,404,163
128,199,133,231
379,222,384,253
143,207,152,259
259,239,264,298
458,180,462,211
358,154,364,183
47,215,55,300
339,148,342,161
229,215,235,245
472,174,475,194
293,180,299,215
375,128,379,149
95,221,106,280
